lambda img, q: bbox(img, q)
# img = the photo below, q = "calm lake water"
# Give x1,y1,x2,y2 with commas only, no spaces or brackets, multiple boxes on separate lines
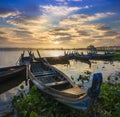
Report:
0,50,120,116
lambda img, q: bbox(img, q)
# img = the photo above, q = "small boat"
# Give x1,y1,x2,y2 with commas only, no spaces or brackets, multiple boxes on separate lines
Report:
0,65,26,83
0,73,26,94
65,52,89,61
28,59,103,110
36,56,69,65
17,50,34,65
87,52,113,60
34,50,69,65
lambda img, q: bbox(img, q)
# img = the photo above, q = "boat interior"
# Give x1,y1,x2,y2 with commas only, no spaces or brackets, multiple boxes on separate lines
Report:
30,62,86,98
18,50,34,65
30,62,73,90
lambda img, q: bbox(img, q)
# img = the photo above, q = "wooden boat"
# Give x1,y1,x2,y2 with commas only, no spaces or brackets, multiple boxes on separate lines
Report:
0,65,26,83
65,52,89,61
87,52,113,60
65,51,113,60
35,50,69,65
28,59,103,110
17,50,34,65
36,56,69,65
0,73,26,94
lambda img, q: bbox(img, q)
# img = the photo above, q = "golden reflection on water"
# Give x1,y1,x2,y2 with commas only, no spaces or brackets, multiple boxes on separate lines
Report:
49,51,63,57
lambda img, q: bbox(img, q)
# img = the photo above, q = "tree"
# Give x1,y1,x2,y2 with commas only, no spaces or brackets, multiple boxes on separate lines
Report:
87,45,97,54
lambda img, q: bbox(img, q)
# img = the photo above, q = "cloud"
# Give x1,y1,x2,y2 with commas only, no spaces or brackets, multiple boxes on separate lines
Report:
0,31,5,34
7,15,50,32
76,30,90,36
49,27,68,32
13,30,33,38
49,20,120,47
40,5,91,25
60,12,115,26
1,2,118,48
40,5,80,17
52,35,72,44
8,5,88,33
96,25,111,31
104,30,118,36
115,35,120,40
59,12,115,30
92,35,105,39
0,36,8,43
92,12,115,20
0,7,20,18
49,31,70,36
95,24,120,37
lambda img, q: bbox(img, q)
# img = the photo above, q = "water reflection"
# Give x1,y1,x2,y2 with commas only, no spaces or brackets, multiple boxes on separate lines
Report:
33,50,64,58
54,59,120,83
74,59,91,68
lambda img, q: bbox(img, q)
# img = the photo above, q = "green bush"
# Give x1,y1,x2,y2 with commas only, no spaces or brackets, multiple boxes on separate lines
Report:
98,83,120,117
113,52,120,61
12,83,120,117
12,86,87,117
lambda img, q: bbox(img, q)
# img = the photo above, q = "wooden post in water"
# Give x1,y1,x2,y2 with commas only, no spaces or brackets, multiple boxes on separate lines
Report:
37,49,41,58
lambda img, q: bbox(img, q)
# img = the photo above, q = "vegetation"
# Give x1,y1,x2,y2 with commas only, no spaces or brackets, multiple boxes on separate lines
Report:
113,52,120,61
98,83,120,117
11,80,120,117
76,71,91,86
12,85,89,117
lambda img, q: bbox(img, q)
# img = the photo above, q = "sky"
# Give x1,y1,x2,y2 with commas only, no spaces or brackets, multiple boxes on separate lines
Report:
0,0,120,48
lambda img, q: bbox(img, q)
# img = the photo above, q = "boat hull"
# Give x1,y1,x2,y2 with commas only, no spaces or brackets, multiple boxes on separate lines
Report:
56,96,92,111
28,61,93,110
0,65,26,83
29,61,103,110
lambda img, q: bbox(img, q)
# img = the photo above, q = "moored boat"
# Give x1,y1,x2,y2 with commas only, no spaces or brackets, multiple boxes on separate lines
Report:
0,65,26,83
87,52,113,60
28,60,103,111
17,50,34,65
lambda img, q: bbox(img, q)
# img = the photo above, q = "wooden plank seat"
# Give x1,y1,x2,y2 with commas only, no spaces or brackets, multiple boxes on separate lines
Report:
45,80,68,86
34,71,57,77
62,87,85,96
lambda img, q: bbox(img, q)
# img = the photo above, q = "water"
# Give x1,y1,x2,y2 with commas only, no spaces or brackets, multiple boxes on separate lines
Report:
54,60,120,85
0,50,120,116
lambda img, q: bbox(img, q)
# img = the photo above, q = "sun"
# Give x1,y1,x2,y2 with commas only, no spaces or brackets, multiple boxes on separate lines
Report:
54,41,60,44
